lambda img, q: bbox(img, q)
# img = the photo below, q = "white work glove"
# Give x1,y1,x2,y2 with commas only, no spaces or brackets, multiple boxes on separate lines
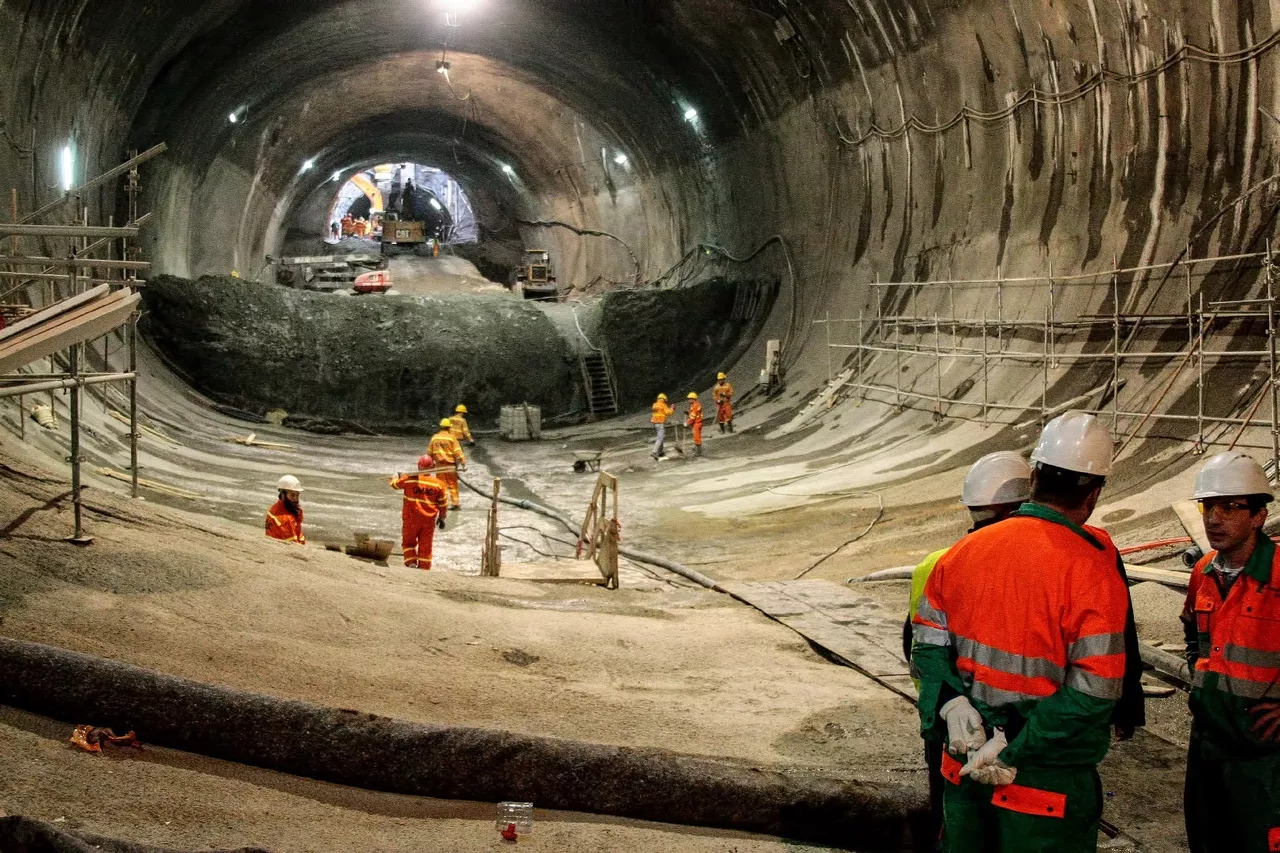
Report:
939,696,988,757
960,727,1017,786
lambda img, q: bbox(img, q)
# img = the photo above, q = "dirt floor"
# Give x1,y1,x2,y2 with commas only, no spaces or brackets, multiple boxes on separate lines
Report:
0,357,1201,851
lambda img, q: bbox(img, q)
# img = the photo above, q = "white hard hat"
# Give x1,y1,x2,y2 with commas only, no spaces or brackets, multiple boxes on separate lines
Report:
277,474,303,493
1193,452,1274,500
961,451,1032,507
1030,410,1113,476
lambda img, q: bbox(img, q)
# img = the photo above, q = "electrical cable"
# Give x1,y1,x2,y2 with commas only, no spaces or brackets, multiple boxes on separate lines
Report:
515,218,642,283
793,493,884,579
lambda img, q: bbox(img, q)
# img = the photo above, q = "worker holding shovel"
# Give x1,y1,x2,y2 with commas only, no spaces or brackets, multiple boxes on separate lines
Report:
390,455,449,569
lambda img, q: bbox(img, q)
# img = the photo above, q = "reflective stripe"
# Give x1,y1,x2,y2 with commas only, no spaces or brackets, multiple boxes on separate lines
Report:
912,624,951,646
990,783,1067,819
1067,632,1125,661
1064,667,1123,700
940,751,963,785
404,496,443,506
955,636,1065,683
1214,673,1280,699
970,680,1044,706
1223,644,1280,669
915,596,949,629
1192,668,1207,689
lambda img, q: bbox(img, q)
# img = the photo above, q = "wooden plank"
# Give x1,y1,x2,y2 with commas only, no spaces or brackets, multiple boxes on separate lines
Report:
722,579,915,700
0,290,139,373
0,284,110,344
1171,499,1211,554
0,288,134,360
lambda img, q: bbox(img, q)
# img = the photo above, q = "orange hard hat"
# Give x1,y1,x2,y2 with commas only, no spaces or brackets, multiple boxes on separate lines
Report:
417,454,435,470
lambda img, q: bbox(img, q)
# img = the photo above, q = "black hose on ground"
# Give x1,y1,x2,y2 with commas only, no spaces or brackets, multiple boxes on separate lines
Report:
0,638,926,850
458,474,723,590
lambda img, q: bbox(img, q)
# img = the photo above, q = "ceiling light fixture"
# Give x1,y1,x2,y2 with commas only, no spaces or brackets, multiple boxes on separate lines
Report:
228,112,238,124
60,144,74,193
428,197,443,211
500,163,514,175
683,107,698,122
332,170,343,182
613,152,628,166
301,158,316,173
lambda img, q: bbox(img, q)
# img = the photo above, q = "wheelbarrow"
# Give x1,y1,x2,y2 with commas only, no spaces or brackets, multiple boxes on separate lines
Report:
571,449,604,473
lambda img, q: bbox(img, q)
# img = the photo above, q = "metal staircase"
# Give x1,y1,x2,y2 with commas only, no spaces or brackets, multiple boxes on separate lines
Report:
580,349,619,417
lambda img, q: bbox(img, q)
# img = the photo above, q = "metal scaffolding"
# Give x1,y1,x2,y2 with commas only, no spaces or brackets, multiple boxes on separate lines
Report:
1,146,164,543
816,247,1280,475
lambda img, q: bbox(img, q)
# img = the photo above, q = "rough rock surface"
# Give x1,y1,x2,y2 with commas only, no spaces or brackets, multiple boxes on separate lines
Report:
0,818,267,853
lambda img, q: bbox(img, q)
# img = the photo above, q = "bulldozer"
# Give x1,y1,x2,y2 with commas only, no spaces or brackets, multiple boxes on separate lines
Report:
516,249,559,300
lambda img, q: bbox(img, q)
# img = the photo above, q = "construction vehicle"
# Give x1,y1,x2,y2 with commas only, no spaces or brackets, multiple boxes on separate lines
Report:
516,249,559,300
353,269,392,294
380,214,427,255
273,254,386,292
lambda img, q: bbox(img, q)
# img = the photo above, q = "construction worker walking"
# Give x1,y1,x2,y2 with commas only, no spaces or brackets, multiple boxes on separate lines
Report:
390,454,449,569
713,372,734,433
1181,452,1280,853
903,451,1032,846
265,475,306,544
685,392,704,457
650,393,674,460
450,404,475,446
429,418,466,509
912,411,1136,853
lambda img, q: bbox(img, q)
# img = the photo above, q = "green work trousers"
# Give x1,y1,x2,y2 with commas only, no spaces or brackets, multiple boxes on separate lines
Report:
1185,725,1280,853
941,765,1102,853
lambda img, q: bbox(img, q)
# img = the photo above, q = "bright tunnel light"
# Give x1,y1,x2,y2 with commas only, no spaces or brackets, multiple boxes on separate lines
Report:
332,170,343,182
683,107,698,121
301,158,316,173
228,112,238,124
613,152,628,166
500,163,514,175
60,145,74,192
428,197,443,211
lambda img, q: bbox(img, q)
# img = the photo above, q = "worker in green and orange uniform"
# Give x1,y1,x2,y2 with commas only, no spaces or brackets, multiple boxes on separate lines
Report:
390,454,449,570
902,451,1032,845
429,418,466,509
265,474,306,545
1181,452,1280,853
450,404,475,446
650,393,674,460
912,411,1139,853
713,372,734,433
685,392,704,458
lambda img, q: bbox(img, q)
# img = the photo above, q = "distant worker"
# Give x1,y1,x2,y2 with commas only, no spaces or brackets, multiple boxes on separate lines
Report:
390,454,449,569
650,393,674,460
902,451,1032,845
450,404,475,446
265,475,305,545
429,418,467,509
912,412,1139,853
401,179,415,219
713,372,734,433
684,392,704,458
1181,452,1280,853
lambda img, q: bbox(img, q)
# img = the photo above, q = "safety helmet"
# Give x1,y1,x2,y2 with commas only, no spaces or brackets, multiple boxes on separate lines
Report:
961,451,1032,507
277,474,303,493
687,392,698,399
417,454,435,471
455,404,468,414
1193,452,1274,501
1030,410,1113,476
440,418,453,428
717,372,726,380
657,393,667,401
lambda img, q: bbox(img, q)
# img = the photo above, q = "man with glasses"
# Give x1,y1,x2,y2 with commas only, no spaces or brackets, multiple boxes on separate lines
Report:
1182,452,1280,853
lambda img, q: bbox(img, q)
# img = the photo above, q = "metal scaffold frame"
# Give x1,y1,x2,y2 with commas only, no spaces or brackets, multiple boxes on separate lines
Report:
1,144,165,543
816,245,1280,476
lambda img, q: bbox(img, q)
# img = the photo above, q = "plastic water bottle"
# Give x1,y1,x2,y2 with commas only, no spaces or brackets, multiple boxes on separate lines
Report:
495,801,534,839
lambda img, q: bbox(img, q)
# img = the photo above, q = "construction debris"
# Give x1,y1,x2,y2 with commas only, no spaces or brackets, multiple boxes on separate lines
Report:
94,467,200,500
70,724,140,753
223,432,296,452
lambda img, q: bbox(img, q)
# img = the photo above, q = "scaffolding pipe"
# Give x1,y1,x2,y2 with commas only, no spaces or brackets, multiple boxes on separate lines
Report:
129,315,139,499
0,372,137,400
0,224,139,239
5,256,150,271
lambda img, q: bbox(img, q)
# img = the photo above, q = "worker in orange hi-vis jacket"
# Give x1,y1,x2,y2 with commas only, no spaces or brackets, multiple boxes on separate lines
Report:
265,474,306,544
712,372,734,433
450,404,475,446
650,393,674,460
429,418,467,509
684,392,704,457
390,455,449,569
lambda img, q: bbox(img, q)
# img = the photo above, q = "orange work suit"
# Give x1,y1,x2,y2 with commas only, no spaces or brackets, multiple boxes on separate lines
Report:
390,473,448,569
685,400,704,445
428,429,466,508
265,499,305,544
450,414,473,444
713,380,734,426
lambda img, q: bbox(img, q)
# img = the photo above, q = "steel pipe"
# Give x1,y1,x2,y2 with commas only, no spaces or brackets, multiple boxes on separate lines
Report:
0,372,136,399
0,224,139,239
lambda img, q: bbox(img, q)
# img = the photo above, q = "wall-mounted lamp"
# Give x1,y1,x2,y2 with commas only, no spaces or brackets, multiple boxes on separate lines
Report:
60,145,74,193
301,158,316,173
683,107,698,122
613,152,629,166
428,197,443,211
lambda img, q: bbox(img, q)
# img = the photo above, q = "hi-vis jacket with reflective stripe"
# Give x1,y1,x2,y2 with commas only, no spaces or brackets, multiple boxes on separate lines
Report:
1182,533,1280,758
912,504,1131,768
265,499,305,545
390,473,449,521
428,430,465,466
